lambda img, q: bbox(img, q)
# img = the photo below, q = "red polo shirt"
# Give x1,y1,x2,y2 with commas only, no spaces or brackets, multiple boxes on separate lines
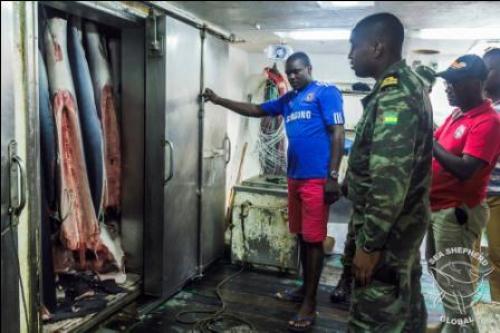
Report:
431,100,500,211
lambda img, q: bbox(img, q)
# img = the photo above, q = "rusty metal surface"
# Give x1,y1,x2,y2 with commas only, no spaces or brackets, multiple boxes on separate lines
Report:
231,176,298,272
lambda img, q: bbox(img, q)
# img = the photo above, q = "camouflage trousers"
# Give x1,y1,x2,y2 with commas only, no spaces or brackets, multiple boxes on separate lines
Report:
426,202,489,333
342,210,427,333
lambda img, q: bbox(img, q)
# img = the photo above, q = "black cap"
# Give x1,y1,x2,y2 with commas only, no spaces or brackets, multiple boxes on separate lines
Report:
436,54,488,83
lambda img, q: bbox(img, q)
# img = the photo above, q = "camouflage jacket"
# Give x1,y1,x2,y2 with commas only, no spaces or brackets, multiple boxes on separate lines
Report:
347,60,434,251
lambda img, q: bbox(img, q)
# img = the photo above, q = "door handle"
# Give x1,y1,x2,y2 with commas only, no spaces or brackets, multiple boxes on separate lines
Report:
223,135,231,165
164,139,174,184
8,140,27,219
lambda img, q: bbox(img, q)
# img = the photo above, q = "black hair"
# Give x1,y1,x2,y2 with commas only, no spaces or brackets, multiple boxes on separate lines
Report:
353,12,405,55
286,51,311,67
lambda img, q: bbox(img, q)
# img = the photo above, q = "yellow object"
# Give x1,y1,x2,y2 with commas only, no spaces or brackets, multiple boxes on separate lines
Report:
380,76,398,89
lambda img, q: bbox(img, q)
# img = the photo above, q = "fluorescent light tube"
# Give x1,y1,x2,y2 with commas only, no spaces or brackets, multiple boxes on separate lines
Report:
275,29,351,41
317,1,374,9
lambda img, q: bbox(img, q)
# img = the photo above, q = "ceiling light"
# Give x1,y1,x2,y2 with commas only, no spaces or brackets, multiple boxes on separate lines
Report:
317,1,374,9
468,40,500,56
414,27,500,40
275,29,351,41
412,49,440,55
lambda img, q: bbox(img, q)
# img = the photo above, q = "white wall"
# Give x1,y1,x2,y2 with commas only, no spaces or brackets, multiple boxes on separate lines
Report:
247,51,461,126
225,46,255,197
247,53,374,84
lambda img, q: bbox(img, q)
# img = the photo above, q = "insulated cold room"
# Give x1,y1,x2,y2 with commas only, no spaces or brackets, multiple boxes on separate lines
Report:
37,2,146,330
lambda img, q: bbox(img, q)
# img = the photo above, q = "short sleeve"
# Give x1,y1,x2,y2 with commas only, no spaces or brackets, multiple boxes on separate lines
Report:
260,95,287,116
463,116,500,164
318,85,344,125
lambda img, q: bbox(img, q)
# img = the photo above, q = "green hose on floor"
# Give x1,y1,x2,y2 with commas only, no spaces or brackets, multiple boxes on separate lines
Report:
175,265,255,332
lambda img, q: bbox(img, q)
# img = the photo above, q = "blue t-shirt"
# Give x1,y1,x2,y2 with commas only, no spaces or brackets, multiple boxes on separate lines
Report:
260,81,344,179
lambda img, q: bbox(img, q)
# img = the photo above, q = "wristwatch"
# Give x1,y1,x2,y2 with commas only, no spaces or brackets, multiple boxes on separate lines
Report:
329,170,339,180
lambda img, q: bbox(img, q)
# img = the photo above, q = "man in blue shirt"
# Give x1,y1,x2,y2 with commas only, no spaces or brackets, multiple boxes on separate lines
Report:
203,52,345,331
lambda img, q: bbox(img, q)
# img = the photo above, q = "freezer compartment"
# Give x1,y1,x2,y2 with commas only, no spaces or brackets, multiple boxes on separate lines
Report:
40,0,145,274
38,1,145,329
230,176,299,273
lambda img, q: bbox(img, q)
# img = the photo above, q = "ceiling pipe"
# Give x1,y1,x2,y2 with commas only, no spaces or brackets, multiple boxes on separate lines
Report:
144,1,244,43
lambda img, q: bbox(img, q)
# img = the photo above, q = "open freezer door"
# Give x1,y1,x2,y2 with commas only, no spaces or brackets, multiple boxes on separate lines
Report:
144,13,201,297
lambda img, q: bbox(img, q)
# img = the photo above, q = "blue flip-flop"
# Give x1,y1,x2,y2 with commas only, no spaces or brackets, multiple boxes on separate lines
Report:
288,313,317,332
275,289,304,303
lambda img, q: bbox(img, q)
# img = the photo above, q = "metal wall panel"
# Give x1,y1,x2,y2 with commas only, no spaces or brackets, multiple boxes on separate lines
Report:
144,12,165,295
1,2,20,332
200,35,229,269
121,26,145,274
145,14,201,296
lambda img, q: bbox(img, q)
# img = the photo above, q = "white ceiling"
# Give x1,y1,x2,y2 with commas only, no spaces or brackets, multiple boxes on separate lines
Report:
169,1,500,56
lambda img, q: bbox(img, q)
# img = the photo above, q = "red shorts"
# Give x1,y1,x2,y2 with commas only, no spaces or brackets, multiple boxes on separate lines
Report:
287,178,328,243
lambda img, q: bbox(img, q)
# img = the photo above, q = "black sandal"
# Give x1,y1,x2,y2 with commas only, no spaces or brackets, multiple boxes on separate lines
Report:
288,313,317,332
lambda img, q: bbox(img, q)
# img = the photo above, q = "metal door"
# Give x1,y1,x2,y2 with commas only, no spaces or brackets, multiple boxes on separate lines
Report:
200,35,229,269
145,14,201,296
1,2,26,332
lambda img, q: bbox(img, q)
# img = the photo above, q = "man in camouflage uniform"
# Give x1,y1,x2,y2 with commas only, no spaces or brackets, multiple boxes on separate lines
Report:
329,64,437,308
343,13,434,332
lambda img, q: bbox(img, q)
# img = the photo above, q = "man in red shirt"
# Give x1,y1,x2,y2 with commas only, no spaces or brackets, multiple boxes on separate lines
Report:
428,54,500,333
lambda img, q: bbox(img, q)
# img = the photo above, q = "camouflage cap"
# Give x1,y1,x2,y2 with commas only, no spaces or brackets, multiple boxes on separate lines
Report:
415,65,436,88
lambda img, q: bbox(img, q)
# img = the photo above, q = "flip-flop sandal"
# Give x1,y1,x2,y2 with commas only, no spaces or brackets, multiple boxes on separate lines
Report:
288,313,317,332
275,289,304,302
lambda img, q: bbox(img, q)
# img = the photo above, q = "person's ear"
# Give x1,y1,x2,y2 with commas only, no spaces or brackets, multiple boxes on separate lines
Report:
307,65,312,76
373,41,384,59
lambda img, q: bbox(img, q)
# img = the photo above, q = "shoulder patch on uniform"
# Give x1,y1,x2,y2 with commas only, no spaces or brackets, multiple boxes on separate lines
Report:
380,75,399,90
383,111,398,125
